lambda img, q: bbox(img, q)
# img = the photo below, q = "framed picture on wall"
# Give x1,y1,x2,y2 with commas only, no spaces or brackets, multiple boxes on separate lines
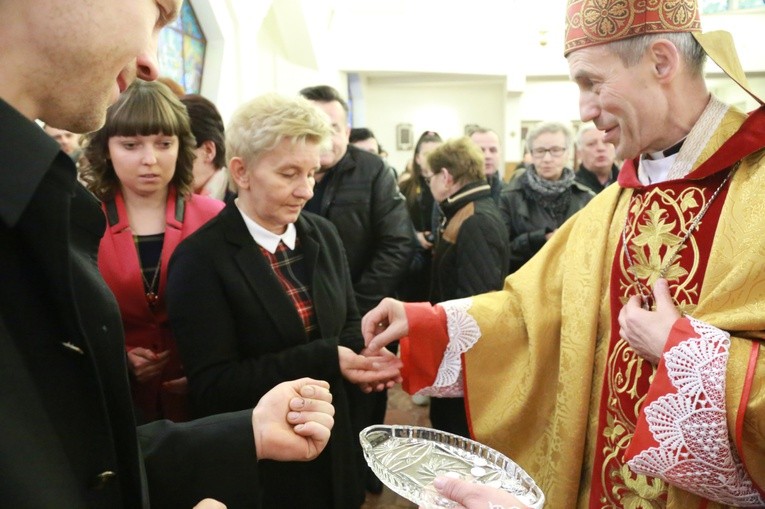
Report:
396,123,414,151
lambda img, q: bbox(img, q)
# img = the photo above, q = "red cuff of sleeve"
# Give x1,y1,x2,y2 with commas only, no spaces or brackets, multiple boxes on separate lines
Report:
624,316,692,461
400,302,449,394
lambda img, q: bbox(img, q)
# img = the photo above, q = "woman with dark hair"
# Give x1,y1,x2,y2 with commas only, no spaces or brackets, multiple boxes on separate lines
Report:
180,93,235,202
81,79,224,423
397,130,442,302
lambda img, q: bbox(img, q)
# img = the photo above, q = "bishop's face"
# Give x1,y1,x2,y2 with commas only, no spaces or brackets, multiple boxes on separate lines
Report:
568,44,669,160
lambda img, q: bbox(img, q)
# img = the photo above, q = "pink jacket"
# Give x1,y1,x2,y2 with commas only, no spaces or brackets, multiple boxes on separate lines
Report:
98,187,223,422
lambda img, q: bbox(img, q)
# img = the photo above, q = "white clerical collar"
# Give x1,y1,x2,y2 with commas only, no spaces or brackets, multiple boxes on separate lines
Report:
638,152,678,185
636,95,729,185
235,200,297,253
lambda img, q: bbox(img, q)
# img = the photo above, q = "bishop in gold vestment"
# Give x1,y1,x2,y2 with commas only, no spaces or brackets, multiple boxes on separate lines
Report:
362,1,765,507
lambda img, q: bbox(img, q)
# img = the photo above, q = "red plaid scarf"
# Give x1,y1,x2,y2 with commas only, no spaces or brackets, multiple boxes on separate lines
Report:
258,240,317,339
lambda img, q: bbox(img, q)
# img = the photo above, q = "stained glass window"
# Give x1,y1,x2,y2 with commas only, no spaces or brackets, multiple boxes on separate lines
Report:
737,0,764,8
701,0,765,13
157,1,206,94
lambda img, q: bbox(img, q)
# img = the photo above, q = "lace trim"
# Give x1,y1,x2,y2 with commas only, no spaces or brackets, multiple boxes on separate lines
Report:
666,95,729,181
627,317,765,506
414,298,480,398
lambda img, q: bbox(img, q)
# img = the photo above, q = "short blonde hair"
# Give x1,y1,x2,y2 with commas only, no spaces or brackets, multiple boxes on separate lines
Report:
427,137,485,184
226,93,332,166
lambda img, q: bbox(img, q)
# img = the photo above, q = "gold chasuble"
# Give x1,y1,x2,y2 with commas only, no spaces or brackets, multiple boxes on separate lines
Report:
401,103,765,508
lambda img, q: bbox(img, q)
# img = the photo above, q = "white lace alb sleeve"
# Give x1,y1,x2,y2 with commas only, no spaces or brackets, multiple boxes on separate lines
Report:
627,317,765,506
413,298,482,398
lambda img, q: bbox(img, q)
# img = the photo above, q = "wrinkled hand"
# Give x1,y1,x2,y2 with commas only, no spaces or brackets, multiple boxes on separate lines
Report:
618,279,681,365
162,376,188,395
127,347,171,382
361,298,409,353
422,476,529,509
338,346,402,392
252,378,334,462
193,499,226,509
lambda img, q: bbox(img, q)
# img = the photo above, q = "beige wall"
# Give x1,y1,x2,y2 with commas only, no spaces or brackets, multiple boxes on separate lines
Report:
360,77,506,174
187,0,764,160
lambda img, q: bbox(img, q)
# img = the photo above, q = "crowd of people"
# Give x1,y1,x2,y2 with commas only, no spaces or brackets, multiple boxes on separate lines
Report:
3,0,764,508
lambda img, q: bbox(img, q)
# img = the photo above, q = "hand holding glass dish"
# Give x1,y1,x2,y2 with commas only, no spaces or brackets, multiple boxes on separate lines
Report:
360,425,545,509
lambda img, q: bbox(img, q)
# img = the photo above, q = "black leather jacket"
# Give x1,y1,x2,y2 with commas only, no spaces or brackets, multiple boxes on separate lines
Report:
499,169,595,273
306,145,415,314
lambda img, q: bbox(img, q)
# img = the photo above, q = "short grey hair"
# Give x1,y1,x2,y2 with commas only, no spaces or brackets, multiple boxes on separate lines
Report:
575,122,599,149
526,121,573,153
226,93,333,166
606,31,706,77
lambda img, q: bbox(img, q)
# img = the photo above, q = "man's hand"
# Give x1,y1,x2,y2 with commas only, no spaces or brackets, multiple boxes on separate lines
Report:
161,376,188,394
338,346,402,392
425,476,529,509
252,378,334,462
618,278,681,365
361,297,409,352
127,347,171,382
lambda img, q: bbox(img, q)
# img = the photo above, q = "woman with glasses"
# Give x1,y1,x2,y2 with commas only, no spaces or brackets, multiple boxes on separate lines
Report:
499,121,595,273
423,137,509,437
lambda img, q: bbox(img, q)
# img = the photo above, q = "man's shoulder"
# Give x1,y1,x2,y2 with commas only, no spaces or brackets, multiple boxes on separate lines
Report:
344,145,386,173
571,179,597,197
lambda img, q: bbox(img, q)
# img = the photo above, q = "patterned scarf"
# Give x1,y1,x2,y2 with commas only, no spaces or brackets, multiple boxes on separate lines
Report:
521,166,576,221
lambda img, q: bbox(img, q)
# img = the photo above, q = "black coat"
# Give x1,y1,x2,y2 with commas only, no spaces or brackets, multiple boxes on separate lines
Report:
574,163,620,194
306,145,415,314
0,98,259,509
427,183,509,438
499,170,595,273
166,204,365,509
430,183,509,304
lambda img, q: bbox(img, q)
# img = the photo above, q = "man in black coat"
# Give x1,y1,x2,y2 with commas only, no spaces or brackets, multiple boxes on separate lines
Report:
574,122,620,194
300,85,415,493
468,126,506,204
0,1,335,507
300,86,415,315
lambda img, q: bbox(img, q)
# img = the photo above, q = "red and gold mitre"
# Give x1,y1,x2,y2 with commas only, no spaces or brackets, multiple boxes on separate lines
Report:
564,0,702,56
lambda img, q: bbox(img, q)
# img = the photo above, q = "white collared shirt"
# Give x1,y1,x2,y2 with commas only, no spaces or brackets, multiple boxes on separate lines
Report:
235,200,296,254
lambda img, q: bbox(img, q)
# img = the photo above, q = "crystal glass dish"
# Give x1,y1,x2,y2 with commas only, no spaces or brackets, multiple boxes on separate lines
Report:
360,425,545,509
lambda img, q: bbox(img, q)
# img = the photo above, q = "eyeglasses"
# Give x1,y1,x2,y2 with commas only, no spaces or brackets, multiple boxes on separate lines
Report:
531,146,567,158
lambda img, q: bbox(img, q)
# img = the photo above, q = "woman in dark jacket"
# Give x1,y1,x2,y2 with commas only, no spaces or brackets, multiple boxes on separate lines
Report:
422,136,510,437
166,94,399,509
397,130,443,301
499,121,595,273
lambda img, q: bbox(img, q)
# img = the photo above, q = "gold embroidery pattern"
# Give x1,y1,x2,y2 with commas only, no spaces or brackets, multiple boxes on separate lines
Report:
658,0,698,30
581,0,632,40
618,186,707,310
597,183,715,506
564,0,701,56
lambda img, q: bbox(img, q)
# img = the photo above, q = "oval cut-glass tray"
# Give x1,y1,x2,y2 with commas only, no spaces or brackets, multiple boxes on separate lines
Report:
360,425,545,509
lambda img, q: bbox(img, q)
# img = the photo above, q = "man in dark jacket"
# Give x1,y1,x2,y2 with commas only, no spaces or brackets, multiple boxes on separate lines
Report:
300,85,415,493
468,126,505,203
300,85,414,316
0,2,335,507
574,122,620,194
